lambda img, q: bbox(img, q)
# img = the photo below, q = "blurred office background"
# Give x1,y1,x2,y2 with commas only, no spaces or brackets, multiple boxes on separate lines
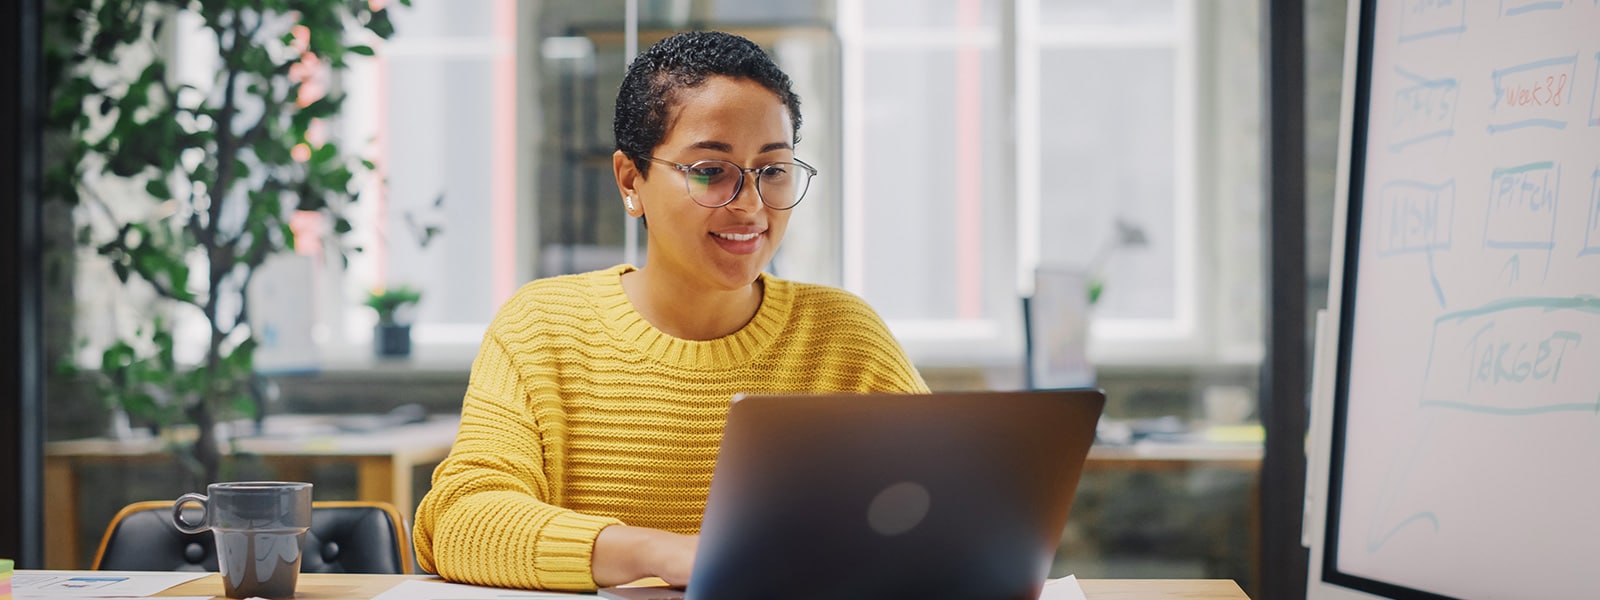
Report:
28,1,1353,597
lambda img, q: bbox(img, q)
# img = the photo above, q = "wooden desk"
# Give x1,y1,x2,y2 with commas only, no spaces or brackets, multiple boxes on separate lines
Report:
153,573,1251,599
44,415,460,569
159,573,431,598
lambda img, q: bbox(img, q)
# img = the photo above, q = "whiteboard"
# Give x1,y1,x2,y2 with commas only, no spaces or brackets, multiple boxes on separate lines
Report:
1308,0,1600,598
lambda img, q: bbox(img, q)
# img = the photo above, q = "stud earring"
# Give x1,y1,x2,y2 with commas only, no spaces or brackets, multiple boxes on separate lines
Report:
625,195,636,211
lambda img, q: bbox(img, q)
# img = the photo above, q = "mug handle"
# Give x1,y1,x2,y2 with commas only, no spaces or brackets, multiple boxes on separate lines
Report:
172,493,210,534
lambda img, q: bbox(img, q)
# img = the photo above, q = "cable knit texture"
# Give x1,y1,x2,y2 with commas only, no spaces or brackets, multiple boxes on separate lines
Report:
413,264,928,591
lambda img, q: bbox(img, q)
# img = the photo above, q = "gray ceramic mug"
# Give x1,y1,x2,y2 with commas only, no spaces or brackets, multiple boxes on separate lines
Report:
173,481,313,599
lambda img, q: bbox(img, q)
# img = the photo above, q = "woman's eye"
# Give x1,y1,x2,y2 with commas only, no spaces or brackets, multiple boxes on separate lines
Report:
759,165,790,180
689,166,726,179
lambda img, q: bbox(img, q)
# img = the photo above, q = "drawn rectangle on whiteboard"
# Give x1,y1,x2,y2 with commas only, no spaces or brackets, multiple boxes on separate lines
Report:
1488,55,1579,133
1586,169,1600,255
1484,161,1560,250
1390,68,1459,151
1590,53,1599,127
1498,0,1567,16
1398,0,1467,42
1377,180,1455,256
1422,299,1600,414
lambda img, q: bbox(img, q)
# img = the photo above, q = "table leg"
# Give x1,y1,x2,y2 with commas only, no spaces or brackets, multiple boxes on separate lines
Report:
391,457,414,516
45,457,79,569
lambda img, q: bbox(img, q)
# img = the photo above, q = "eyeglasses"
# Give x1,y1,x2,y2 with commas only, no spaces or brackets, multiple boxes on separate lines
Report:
641,155,817,210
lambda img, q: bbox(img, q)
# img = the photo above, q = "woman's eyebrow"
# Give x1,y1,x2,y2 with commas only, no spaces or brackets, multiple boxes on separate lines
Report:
684,140,793,153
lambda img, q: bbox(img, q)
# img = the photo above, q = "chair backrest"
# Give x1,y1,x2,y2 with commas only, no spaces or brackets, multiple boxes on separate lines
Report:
93,500,413,574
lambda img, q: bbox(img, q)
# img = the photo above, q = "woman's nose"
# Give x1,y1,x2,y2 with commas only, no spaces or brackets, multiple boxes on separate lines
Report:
725,173,764,211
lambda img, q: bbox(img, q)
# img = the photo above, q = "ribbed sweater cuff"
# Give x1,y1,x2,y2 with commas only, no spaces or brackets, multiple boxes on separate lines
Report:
533,511,625,591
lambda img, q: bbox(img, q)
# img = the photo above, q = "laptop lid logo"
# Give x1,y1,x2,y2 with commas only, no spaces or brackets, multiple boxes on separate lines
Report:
866,481,931,536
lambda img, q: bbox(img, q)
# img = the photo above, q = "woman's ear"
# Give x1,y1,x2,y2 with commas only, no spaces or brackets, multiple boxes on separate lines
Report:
613,150,643,216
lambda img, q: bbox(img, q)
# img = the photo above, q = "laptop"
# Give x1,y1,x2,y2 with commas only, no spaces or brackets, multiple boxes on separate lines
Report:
599,389,1105,600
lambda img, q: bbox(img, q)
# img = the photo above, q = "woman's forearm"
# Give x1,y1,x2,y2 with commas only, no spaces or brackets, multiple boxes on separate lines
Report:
592,525,698,588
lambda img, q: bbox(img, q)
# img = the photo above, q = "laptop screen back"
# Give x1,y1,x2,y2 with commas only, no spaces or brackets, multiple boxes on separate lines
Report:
686,389,1105,600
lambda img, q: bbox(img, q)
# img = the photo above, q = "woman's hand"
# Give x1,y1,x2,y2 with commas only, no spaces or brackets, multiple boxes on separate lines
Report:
592,525,699,588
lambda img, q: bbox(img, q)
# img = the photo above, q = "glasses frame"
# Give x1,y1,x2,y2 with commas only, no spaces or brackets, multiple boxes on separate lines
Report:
640,155,818,210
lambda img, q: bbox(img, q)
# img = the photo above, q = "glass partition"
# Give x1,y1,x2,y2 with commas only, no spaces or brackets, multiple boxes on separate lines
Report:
40,3,1279,595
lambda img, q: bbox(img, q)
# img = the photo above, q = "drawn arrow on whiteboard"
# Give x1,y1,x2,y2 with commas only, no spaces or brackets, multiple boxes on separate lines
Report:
1502,254,1521,284
1426,250,1447,307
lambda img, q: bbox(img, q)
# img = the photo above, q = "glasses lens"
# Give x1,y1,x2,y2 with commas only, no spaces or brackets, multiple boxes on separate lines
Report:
755,162,813,209
685,160,741,208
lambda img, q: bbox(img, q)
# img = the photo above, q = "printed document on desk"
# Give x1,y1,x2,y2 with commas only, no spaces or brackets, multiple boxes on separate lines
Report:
12,570,209,597
1040,575,1087,600
372,579,590,599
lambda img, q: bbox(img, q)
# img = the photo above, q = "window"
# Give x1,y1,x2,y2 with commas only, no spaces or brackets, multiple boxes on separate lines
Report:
338,0,519,357
838,0,1016,365
332,2,845,363
1025,0,1201,362
290,0,1264,370
840,0,1263,368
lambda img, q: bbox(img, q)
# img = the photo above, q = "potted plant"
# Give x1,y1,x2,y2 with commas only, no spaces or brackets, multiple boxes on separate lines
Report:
43,0,410,485
365,286,422,358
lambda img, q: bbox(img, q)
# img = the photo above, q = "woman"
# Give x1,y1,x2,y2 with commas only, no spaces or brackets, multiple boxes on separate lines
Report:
412,31,928,592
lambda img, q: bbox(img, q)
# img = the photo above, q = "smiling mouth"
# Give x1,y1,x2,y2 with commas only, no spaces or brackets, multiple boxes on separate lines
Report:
712,231,761,241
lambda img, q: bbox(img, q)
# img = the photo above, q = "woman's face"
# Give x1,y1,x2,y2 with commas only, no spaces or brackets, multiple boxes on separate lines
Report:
629,76,796,293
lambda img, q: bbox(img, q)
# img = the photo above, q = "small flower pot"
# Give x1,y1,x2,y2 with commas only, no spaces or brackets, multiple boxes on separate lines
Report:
375,323,412,358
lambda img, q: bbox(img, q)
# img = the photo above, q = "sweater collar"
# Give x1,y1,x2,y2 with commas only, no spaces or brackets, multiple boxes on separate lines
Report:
592,264,792,369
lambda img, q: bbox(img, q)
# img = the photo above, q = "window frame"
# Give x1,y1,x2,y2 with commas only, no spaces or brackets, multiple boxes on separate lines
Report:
840,0,1225,368
1020,0,1206,366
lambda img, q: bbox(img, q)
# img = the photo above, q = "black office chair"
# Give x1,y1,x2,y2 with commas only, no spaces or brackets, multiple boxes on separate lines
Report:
93,500,414,574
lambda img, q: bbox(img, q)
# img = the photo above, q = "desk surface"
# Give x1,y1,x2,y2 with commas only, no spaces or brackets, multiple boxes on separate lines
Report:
152,573,1250,599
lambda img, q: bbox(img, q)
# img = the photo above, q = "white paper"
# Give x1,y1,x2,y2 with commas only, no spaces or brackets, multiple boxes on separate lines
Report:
12,570,210,598
1039,575,1087,600
371,579,592,600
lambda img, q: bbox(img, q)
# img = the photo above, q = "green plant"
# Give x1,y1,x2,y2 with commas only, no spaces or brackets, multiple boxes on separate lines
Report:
365,286,422,325
43,0,409,485
1083,218,1148,307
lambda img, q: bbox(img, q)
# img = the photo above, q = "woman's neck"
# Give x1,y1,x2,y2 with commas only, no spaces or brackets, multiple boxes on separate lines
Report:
621,267,764,341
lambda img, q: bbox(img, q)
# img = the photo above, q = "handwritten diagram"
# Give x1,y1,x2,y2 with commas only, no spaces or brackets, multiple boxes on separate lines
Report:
1421,298,1597,415
1377,179,1456,305
1488,55,1579,133
1391,68,1460,151
1498,0,1570,17
1379,180,1457,256
1590,53,1599,127
1398,0,1467,43
1586,168,1600,255
1483,161,1561,251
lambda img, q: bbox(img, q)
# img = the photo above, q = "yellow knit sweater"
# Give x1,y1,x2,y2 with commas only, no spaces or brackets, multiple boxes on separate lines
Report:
413,264,928,591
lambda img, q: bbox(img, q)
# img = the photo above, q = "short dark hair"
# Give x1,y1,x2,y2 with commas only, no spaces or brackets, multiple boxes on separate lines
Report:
613,31,803,177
